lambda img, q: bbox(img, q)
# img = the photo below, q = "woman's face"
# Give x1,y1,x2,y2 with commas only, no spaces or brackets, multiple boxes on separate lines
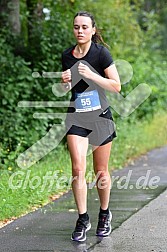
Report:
73,16,95,45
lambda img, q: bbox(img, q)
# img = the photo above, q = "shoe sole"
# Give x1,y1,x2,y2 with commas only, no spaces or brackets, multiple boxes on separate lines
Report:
71,223,91,242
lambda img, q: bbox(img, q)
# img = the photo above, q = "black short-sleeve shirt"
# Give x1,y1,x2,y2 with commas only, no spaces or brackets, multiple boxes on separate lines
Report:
62,42,114,121
62,42,113,74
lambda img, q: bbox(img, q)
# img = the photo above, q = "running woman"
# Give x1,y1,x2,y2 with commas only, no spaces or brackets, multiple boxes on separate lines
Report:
61,11,121,242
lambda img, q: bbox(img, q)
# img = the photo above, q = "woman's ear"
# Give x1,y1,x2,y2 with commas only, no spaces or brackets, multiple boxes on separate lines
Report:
92,27,96,35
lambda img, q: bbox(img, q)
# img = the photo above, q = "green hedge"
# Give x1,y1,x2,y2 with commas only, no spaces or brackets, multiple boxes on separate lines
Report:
0,0,166,170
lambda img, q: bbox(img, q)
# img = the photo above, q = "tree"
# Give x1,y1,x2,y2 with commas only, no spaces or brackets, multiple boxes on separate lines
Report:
26,0,44,47
0,0,20,34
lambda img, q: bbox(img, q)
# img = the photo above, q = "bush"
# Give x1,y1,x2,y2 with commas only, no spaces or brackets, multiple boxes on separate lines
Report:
0,0,166,171
0,37,48,170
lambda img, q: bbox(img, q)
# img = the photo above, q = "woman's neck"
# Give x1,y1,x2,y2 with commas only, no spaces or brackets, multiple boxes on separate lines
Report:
76,41,92,55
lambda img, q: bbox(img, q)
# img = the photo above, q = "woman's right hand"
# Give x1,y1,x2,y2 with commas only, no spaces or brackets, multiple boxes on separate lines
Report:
62,69,71,83
61,69,72,91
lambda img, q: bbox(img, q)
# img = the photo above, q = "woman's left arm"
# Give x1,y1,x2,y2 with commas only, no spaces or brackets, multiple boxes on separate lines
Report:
78,62,121,93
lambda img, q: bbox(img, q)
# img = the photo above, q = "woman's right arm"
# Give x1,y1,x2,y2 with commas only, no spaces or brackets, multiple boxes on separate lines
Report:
61,69,72,91
61,51,72,91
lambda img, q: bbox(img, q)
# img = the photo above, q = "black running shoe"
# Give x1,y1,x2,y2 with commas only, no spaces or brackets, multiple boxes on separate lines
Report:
96,211,112,237
71,218,91,242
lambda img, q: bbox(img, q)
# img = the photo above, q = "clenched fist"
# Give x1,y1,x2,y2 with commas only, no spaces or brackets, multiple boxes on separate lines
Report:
78,62,93,79
62,69,71,83
61,69,72,91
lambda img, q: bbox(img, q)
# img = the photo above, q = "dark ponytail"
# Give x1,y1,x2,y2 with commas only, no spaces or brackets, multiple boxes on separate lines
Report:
74,11,109,48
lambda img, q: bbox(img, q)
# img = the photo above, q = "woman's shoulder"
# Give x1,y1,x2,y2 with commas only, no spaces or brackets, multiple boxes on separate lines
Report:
91,42,110,55
92,42,104,50
91,42,113,68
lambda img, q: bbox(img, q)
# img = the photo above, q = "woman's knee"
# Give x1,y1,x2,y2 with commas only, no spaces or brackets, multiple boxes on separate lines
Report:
94,165,109,176
94,166,111,188
72,164,86,177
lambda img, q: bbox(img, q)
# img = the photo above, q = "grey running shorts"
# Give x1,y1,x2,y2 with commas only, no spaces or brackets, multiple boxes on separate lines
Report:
66,107,116,146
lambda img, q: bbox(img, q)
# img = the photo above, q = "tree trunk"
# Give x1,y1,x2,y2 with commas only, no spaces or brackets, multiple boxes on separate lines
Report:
26,0,43,46
0,0,21,35
8,0,20,34
144,0,152,12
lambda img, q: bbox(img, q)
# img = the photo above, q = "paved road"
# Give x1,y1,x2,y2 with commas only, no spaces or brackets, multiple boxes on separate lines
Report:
93,188,167,252
0,146,167,252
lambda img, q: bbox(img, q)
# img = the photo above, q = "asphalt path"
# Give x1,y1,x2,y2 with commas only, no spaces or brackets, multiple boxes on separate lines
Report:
0,145,167,252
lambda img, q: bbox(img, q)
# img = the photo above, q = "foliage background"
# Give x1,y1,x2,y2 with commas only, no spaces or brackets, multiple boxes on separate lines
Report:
0,0,167,170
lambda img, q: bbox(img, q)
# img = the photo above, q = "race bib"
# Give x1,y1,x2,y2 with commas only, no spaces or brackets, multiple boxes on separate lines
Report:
75,90,101,112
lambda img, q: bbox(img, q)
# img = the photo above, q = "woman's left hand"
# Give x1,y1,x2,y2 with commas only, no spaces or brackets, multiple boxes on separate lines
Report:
78,62,93,79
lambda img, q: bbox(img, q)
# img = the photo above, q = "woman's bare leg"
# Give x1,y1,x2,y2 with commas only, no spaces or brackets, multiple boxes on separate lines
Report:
92,142,112,210
67,134,88,214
